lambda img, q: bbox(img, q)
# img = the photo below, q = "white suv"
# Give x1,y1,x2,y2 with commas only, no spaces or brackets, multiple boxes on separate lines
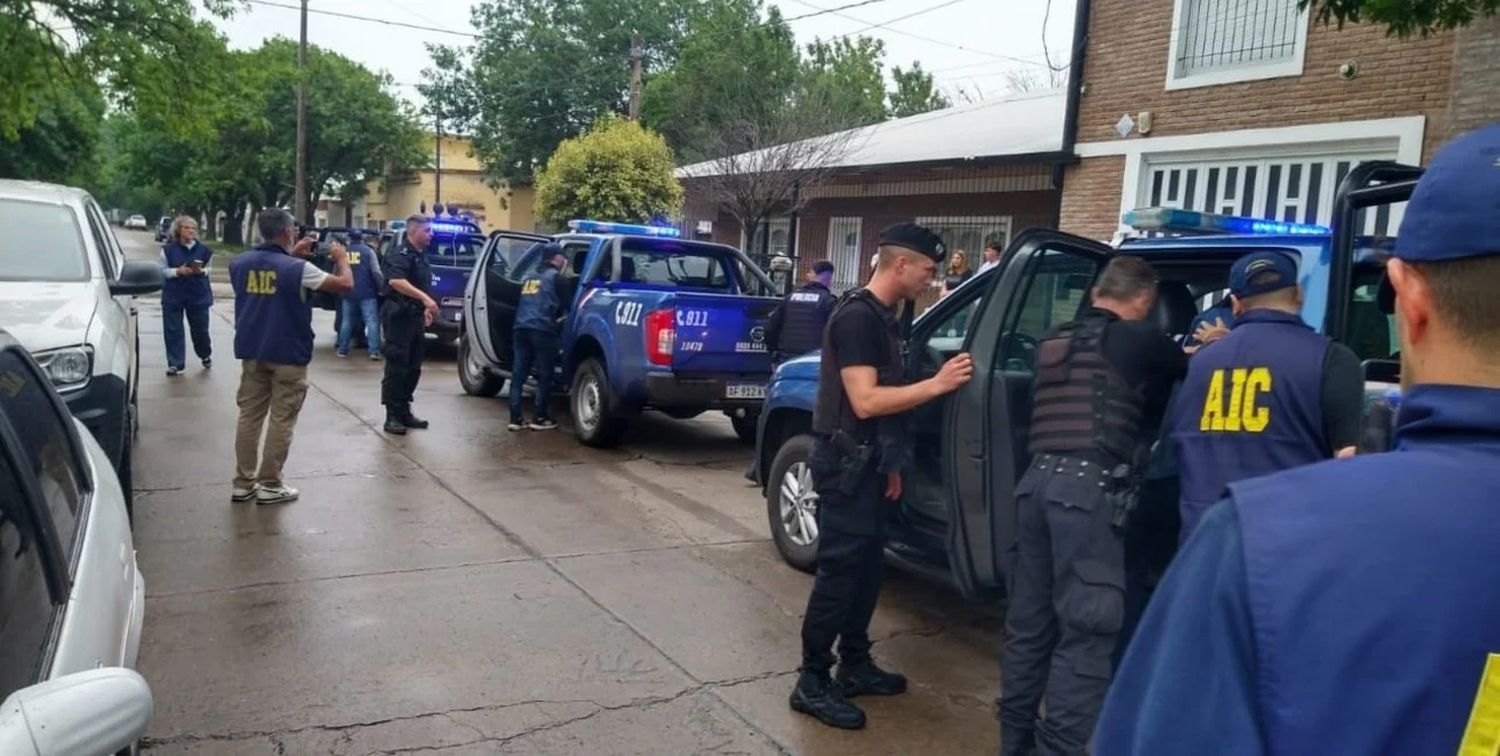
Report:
0,180,162,516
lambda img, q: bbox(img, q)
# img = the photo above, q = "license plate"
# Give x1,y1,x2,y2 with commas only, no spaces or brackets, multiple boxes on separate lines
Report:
725,383,766,400
442,297,464,307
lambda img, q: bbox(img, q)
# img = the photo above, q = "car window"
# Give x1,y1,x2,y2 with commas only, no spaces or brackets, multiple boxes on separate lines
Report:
489,237,543,278
0,199,89,282
83,202,119,279
617,243,730,290
920,269,994,354
0,349,85,558
430,233,485,268
1346,261,1398,362
1001,249,1102,370
0,448,59,701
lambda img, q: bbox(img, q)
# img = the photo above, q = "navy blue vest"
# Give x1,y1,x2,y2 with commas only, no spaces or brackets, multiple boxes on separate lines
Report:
1172,309,1329,540
346,243,380,300
229,245,315,366
775,281,834,358
1229,385,1500,754
514,266,563,333
162,241,214,307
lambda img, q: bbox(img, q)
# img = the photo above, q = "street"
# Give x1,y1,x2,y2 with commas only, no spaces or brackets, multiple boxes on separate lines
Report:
116,230,1003,755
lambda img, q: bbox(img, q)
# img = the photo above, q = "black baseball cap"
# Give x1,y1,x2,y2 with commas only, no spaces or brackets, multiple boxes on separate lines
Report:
878,223,948,264
1228,251,1299,298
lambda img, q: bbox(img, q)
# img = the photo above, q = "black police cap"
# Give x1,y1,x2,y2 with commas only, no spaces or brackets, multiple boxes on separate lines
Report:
878,223,948,264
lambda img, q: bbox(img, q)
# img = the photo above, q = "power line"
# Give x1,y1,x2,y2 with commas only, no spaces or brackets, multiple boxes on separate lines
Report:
786,0,1053,68
783,0,898,23
837,0,972,38
244,0,480,38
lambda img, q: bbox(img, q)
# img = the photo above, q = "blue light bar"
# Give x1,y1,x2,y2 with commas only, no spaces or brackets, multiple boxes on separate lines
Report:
567,219,681,237
430,220,480,234
1123,207,1330,236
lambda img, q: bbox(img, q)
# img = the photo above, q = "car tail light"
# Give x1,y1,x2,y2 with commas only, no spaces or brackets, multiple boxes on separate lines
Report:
645,308,675,366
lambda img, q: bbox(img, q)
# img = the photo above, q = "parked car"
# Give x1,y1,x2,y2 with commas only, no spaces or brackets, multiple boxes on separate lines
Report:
0,180,164,517
154,216,171,243
750,165,1415,601
460,220,781,447
123,215,147,230
0,331,152,756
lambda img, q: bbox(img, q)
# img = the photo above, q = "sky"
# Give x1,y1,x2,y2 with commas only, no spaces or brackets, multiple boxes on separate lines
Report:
206,0,1077,111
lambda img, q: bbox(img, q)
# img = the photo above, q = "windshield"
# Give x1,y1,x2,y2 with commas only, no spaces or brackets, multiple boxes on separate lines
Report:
430,232,486,268
0,200,89,282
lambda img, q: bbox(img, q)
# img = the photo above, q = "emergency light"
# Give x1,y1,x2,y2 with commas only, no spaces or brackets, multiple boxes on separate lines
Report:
1124,207,1330,236
567,219,681,237
430,220,480,234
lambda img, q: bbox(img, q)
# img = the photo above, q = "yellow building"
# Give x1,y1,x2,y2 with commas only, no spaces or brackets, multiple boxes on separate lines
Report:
359,134,536,233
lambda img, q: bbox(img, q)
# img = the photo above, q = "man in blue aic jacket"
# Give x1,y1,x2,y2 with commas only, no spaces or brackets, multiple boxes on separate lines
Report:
1096,122,1500,755
160,215,214,376
508,243,571,432
336,230,384,360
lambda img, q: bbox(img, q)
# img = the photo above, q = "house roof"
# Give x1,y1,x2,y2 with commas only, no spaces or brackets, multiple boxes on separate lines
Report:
676,88,1068,179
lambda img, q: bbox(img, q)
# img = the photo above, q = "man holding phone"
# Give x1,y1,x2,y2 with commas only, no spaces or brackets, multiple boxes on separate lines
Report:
160,215,215,376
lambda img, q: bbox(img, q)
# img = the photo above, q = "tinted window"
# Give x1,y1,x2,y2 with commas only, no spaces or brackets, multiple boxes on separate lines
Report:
1003,249,1102,370
0,350,84,558
0,450,57,700
430,233,486,268
489,237,543,278
84,202,121,279
0,200,89,281
618,247,730,290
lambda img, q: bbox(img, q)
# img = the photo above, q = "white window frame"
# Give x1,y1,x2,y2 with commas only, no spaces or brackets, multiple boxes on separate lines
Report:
1165,0,1311,91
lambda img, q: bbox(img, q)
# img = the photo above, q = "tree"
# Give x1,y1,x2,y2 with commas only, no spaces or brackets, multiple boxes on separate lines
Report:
797,37,888,129
640,0,801,163
1301,0,1498,36
888,63,951,118
1001,66,1065,94
0,72,105,186
533,117,684,226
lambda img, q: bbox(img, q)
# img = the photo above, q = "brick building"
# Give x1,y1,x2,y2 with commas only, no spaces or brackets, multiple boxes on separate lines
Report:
678,91,1071,294
1060,0,1500,242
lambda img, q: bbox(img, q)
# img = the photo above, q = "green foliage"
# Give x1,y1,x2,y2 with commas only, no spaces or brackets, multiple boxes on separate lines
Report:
1301,0,1498,35
798,37,888,129
0,71,105,186
533,117,684,225
888,63,951,118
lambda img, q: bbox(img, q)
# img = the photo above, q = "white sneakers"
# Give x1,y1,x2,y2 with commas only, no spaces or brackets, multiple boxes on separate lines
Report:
231,483,300,504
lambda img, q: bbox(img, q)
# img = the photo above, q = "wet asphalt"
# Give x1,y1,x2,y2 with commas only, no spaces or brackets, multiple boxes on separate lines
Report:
119,230,1004,755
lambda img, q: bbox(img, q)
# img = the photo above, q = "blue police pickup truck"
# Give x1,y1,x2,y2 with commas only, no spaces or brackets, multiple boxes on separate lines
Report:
370,215,489,342
458,220,782,447
751,163,1415,601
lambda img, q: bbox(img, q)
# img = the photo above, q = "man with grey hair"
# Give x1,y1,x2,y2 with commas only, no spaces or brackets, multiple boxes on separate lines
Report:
227,208,353,504
380,213,437,435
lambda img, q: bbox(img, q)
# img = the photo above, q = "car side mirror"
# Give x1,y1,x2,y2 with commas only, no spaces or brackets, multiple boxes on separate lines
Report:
0,668,153,756
109,260,164,296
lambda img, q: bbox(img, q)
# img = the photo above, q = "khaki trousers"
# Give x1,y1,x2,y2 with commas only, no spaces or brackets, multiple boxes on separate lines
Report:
233,360,310,489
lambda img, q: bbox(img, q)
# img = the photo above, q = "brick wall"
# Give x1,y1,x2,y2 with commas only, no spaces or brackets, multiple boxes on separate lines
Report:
1448,15,1500,140
1077,1,1457,159
1057,157,1126,241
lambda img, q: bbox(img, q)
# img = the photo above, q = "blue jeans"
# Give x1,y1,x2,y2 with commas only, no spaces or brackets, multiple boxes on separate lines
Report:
163,302,212,369
337,298,381,356
509,328,559,421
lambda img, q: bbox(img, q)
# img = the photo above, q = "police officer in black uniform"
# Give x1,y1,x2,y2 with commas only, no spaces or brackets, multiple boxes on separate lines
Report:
381,214,438,435
766,260,837,364
999,255,1186,755
791,224,974,730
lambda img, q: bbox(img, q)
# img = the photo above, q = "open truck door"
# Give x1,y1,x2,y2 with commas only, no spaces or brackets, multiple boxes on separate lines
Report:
469,231,551,365
943,229,1115,601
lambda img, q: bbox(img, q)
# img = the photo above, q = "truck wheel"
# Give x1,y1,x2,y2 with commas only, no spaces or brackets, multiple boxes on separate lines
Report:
571,358,627,448
730,414,757,444
766,434,818,572
458,331,503,397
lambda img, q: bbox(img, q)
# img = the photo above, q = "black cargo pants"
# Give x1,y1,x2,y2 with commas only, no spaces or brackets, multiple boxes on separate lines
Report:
1000,453,1126,756
381,301,424,412
800,440,887,675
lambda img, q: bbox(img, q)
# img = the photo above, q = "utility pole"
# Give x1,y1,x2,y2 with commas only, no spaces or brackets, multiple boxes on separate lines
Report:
627,32,643,121
434,112,443,206
294,0,309,224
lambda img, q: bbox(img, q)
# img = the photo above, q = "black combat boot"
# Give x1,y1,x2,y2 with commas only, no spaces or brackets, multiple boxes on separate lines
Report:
400,411,429,430
789,671,866,730
383,408,408,435
836,659,908,697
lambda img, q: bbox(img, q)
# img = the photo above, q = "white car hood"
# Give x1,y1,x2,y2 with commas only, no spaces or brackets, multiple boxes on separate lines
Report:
0,281,97,352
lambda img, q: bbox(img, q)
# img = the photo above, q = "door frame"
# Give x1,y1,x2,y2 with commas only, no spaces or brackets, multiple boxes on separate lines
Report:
942,229,1115,600
471,230,550,365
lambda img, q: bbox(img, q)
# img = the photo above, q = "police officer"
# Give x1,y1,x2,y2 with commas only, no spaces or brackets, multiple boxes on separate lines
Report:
1169,250,1363,543
999,255,1186,756
228,209,353,504
160,215,215,376
766,260,836,365
1096,123,1500,756
381,214,438,435
508,243,571,432
336,230,384,359
792,224,974,730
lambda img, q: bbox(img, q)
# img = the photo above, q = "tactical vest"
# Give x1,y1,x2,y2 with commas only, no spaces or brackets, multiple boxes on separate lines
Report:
1230,385,1500,754
347,243,380,300
162,240,214,308
514,266,563,333
1027,312,1144,463
812,289,900,440
776,282,834,358
1172,308,1329,540
229,245,315,366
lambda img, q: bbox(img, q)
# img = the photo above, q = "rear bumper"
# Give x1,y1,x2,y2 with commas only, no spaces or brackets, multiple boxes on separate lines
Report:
428,307,463,338
63,373,129,468
643,374,768,412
